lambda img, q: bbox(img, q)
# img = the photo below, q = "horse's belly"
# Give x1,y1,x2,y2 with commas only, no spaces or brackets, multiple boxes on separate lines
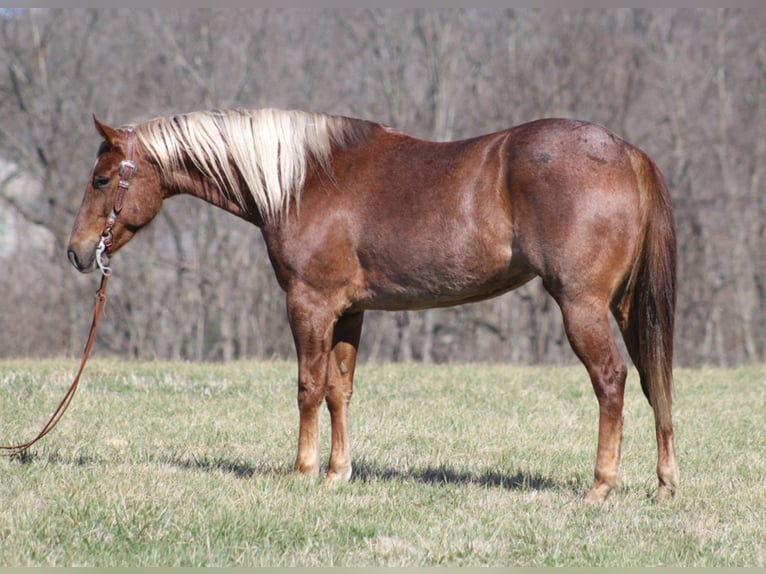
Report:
356,247,536,312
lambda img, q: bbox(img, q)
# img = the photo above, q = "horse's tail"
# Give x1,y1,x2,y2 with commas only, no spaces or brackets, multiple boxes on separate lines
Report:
619,150,677,432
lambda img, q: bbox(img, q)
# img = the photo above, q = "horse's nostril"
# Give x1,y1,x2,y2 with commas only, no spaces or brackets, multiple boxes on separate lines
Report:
67,248,80,270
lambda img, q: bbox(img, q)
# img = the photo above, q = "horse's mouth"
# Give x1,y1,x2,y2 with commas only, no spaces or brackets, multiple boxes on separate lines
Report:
67,246,100,273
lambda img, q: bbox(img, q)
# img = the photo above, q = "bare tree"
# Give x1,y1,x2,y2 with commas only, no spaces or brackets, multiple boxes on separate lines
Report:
0,8,762,366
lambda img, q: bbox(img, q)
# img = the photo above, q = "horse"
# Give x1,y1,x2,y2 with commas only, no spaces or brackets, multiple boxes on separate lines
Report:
67,108,678,502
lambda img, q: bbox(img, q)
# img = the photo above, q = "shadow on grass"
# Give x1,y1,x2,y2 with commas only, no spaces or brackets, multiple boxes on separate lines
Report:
14,449,580,494
163,452,276,479
351,458,576,493
11,448,282,480
10,448,101,467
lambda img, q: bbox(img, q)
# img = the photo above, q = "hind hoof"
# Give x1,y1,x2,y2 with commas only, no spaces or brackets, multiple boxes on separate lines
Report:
654,483,676,502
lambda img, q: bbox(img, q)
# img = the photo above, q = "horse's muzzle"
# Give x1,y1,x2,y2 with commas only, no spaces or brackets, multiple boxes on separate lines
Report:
67,245,98,273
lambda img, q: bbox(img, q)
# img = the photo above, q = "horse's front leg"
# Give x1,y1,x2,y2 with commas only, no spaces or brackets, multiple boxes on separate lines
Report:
287,293,337,478
325,312,364,485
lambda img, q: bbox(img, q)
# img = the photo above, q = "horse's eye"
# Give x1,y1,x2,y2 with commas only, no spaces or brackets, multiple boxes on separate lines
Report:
93,175,111,189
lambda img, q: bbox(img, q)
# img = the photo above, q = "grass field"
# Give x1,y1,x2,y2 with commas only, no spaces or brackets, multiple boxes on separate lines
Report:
0,359,763,566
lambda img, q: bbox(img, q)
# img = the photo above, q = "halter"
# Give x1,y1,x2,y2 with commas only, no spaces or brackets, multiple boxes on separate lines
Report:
0,129,137,457
97,129,137,275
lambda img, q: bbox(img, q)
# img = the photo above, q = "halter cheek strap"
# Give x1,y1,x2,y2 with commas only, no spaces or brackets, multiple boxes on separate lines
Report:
96,129,137,276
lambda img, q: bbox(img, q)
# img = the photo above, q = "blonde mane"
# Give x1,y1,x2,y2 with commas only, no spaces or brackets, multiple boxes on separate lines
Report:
133,108,371,221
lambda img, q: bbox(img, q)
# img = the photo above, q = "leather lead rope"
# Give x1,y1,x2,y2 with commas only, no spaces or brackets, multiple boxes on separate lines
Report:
1,130,136,458
0,274,109,457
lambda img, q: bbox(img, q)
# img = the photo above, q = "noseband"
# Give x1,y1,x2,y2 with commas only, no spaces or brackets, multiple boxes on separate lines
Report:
0,129,137,457
97,129,138,276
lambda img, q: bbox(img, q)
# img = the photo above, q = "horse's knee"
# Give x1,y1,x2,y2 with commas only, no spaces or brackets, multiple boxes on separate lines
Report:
297,376,325,411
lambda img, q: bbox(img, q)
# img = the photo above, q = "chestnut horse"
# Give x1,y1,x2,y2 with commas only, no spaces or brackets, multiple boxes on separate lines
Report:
67,109,678,502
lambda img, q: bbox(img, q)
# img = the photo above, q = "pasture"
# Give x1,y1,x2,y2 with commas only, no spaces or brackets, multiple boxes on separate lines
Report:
1,359,763,566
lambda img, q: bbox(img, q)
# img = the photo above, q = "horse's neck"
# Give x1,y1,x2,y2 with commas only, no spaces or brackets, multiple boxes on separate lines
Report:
165,166,263,226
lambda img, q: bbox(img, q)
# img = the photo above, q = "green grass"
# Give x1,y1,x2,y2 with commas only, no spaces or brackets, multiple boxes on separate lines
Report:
1,359,764,566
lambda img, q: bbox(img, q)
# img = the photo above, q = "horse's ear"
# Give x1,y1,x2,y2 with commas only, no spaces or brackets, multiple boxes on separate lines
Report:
92,115,121,145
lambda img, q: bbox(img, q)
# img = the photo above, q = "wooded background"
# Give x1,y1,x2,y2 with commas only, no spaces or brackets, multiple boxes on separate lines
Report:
0,8,763,367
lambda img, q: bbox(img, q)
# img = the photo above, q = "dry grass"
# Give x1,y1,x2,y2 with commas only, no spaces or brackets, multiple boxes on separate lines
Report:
1,359,764,566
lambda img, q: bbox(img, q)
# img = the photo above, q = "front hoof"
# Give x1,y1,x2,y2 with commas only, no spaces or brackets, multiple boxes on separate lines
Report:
294,460,320,480
584,482,613,504
324,466,352,487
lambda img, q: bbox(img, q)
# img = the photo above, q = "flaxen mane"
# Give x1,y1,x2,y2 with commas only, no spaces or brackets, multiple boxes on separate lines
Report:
133,108,372,220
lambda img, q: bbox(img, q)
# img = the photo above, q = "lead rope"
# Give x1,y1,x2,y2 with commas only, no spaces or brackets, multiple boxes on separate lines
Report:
0,129,136,458
0,273,109,457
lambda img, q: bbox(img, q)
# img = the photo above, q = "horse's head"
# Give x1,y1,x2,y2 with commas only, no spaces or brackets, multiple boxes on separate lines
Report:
67,116,163,273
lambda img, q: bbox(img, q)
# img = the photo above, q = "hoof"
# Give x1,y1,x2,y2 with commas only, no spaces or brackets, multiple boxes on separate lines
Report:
654,483,676,503
324,466,352,487
584,482,614,504
294,460,320,480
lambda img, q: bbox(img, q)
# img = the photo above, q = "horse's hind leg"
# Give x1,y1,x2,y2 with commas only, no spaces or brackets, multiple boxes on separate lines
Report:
558,297,628,502
616,306,679,502
325,312,364,485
